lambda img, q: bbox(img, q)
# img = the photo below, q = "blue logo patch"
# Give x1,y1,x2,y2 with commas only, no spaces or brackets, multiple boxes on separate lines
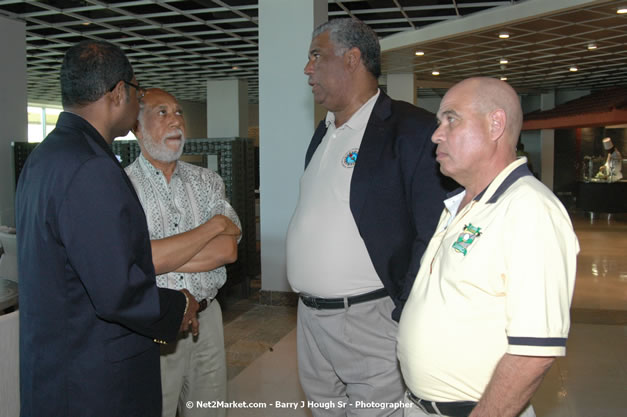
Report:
342,148,359,168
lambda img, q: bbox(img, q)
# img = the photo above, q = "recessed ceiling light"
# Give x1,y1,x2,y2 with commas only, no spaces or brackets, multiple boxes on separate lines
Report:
587,43,597,50
415,51,425,56
82,22,91,26
500,76,508,81
432,70,440,76
498,31,510,39
617,7,627,14
569,66,579,72
232,66,240,70
499,58,509,64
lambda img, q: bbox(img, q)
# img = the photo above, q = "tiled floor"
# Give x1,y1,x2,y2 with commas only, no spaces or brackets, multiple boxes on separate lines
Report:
221,212,627,417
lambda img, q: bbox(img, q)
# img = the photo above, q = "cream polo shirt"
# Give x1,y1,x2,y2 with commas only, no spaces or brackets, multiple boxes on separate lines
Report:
286,90,383,298
397,158,579,402
125,154,241,302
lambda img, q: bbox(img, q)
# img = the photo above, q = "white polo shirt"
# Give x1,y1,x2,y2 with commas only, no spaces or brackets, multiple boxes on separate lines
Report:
286,90,383,298
397,158,579,402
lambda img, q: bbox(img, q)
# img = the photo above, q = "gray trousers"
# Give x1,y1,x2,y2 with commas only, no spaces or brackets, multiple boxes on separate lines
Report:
297,296,405,417
160,299,227,417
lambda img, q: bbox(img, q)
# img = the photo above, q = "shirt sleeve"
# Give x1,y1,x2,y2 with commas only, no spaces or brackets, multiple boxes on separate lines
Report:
204,169,242,244
503,188,579,357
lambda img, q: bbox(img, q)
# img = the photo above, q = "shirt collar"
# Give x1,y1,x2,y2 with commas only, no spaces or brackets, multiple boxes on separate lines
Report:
478,157,532,204
138,152,180,179
444,157,533,210
325,89,380,130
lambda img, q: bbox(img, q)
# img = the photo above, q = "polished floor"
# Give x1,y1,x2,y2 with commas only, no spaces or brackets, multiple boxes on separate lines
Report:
221,212,627,417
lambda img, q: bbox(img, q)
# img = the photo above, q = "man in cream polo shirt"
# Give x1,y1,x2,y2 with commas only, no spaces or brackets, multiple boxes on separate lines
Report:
287,18,448,417
397,77,579,417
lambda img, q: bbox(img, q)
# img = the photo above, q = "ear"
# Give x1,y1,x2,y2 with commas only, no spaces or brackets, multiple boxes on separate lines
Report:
488,109,506,141
345,47,361,72
109,80,125,106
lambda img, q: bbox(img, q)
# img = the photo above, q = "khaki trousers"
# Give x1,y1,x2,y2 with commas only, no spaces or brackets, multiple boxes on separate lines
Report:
160,299,227,417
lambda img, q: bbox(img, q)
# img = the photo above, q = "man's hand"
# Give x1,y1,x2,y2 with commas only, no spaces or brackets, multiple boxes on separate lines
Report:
210,214,241,237
179,289,199,336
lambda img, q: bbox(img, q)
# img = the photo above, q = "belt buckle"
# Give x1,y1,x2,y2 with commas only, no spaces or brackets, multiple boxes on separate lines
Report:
302,295,320,309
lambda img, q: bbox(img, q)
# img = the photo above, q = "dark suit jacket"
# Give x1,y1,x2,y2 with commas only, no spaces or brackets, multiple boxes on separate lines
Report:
305,92,450,321
16,112,186,417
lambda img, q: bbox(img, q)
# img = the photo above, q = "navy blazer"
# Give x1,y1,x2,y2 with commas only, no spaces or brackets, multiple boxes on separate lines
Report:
16,112,185,417
305,92,450,321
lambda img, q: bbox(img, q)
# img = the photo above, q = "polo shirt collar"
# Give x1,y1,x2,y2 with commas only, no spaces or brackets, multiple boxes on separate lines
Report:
325,89,380,130
443,157,533,217
476,157,533,204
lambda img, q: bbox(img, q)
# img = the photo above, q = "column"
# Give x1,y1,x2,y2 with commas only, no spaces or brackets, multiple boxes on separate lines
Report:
206,79,248,138
0,15,27,227
258,0,326,298
386,72,416,105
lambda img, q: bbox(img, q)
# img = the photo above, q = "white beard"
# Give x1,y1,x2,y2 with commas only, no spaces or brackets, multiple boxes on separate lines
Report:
140,126,186,163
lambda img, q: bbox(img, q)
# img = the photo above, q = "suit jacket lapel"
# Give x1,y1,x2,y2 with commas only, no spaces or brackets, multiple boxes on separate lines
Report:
350,92,393,225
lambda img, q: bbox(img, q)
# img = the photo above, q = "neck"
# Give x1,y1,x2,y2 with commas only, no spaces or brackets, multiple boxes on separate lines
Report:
66,102,116,144
460,155,516,207
332,84,378,127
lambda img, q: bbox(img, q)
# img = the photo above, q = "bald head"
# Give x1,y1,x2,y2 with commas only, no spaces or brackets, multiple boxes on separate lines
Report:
448,77,522,146
432,77,523,193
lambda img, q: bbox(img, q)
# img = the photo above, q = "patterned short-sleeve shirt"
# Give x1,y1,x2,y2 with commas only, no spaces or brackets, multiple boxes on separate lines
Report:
125,153,241,301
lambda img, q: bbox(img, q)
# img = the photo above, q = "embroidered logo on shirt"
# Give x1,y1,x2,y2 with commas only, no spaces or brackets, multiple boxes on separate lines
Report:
341,149,359,168
452,223,482,256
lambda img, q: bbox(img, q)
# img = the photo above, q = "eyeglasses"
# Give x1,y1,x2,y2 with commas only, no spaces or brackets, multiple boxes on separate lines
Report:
123,80,145,100
109,79,145,100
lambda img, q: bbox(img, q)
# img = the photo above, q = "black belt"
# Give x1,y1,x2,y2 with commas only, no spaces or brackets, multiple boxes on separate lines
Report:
407,391,476,417
299,288,388,310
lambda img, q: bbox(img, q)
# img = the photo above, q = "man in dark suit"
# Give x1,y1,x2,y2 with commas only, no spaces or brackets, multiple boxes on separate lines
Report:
286,18,450,416
16,40,199,417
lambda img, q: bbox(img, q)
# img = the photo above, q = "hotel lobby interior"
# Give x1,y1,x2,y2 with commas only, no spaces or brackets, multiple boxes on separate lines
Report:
1,1,626,416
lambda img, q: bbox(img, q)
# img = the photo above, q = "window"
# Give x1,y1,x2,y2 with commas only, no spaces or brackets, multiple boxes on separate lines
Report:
27,105,137,142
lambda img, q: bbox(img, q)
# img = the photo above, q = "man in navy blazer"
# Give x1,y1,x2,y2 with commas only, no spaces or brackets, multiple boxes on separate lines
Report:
286,18,450,416
16,40,199,417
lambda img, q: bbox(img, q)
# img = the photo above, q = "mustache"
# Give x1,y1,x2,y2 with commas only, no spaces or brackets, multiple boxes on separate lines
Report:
163,128,184,141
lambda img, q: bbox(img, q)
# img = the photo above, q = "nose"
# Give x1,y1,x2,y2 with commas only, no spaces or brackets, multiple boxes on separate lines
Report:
304,58,313,75
169,114,183,130
431,123,444,144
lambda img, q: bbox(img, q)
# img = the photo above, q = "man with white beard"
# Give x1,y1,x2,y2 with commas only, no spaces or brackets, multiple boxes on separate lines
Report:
125,88,241,417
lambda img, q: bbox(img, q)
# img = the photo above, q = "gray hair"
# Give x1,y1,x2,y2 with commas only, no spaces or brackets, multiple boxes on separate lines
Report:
313,18,381,78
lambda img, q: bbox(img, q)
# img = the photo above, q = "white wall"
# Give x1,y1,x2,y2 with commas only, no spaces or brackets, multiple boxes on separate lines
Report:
0,15,27,227
258,0,326,292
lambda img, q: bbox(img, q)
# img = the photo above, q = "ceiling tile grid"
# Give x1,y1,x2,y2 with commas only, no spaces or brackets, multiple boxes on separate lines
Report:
1,0,626,104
